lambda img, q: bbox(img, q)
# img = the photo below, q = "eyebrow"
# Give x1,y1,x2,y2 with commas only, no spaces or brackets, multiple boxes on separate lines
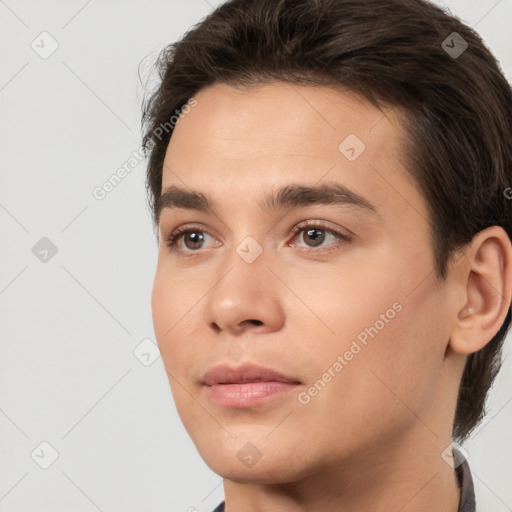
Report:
155,183,380,221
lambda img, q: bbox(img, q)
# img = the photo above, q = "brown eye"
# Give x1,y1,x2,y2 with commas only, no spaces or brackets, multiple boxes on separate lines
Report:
182,231,205,250
289,221,352,253
166,226,215,251
302,227,326,247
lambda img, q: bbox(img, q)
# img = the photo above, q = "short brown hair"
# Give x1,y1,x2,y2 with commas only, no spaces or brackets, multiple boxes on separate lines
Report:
141,0,512,442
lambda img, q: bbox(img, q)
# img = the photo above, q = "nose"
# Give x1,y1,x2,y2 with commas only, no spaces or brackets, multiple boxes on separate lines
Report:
203,246,286,336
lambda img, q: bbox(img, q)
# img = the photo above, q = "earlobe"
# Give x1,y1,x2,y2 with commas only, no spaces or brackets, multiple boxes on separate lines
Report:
450,226,512,355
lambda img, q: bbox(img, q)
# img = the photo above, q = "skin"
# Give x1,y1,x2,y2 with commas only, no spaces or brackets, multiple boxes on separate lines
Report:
151,82,512,512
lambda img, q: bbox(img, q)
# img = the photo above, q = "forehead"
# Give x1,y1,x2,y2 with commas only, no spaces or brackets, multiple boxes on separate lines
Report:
167,82,400,164
161,81,424,222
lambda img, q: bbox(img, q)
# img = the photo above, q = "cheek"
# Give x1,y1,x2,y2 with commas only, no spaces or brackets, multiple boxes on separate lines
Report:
295,304,445,467
341,281,446,424
151,267,196,372
151,271,205,430
151,275,165,339
294,254,447,443
151,271,175,355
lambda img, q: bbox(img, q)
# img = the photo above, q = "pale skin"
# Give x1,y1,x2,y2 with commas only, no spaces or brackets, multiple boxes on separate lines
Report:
151,82,512,512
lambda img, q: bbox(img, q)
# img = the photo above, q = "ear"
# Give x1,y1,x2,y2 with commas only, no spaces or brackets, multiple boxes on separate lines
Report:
449,226,512,355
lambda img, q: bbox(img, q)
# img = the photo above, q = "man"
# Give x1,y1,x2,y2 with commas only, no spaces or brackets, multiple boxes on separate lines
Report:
142,0,512,510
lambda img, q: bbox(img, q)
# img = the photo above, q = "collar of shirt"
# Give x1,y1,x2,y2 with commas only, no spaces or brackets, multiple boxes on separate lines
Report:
455,448,476,512
211,448,476,512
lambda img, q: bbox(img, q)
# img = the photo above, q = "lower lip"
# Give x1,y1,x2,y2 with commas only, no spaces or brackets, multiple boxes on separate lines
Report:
205,381,300,407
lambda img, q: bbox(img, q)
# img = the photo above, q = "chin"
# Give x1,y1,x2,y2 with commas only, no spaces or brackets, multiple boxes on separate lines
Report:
197,442,315,485
207,460,301,485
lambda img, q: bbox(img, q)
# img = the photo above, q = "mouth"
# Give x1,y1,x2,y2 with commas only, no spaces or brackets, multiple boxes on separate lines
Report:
202,363,302,407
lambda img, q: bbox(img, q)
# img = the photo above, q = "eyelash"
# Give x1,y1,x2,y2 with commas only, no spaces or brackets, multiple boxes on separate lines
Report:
164,220,352,254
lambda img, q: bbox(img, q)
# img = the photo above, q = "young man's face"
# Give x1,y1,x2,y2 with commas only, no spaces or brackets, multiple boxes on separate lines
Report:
152,82,462,481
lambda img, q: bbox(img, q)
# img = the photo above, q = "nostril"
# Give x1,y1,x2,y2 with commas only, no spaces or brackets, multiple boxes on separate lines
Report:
210,319,263,332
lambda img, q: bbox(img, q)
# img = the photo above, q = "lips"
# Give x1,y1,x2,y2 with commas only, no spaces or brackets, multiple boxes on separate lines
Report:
202,363,301,386
202,363,302,407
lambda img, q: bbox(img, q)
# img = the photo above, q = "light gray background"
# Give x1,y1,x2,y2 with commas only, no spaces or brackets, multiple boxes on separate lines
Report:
0,1,511,511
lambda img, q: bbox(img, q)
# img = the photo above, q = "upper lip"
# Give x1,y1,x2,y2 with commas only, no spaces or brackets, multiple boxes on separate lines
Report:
202,363,301,386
